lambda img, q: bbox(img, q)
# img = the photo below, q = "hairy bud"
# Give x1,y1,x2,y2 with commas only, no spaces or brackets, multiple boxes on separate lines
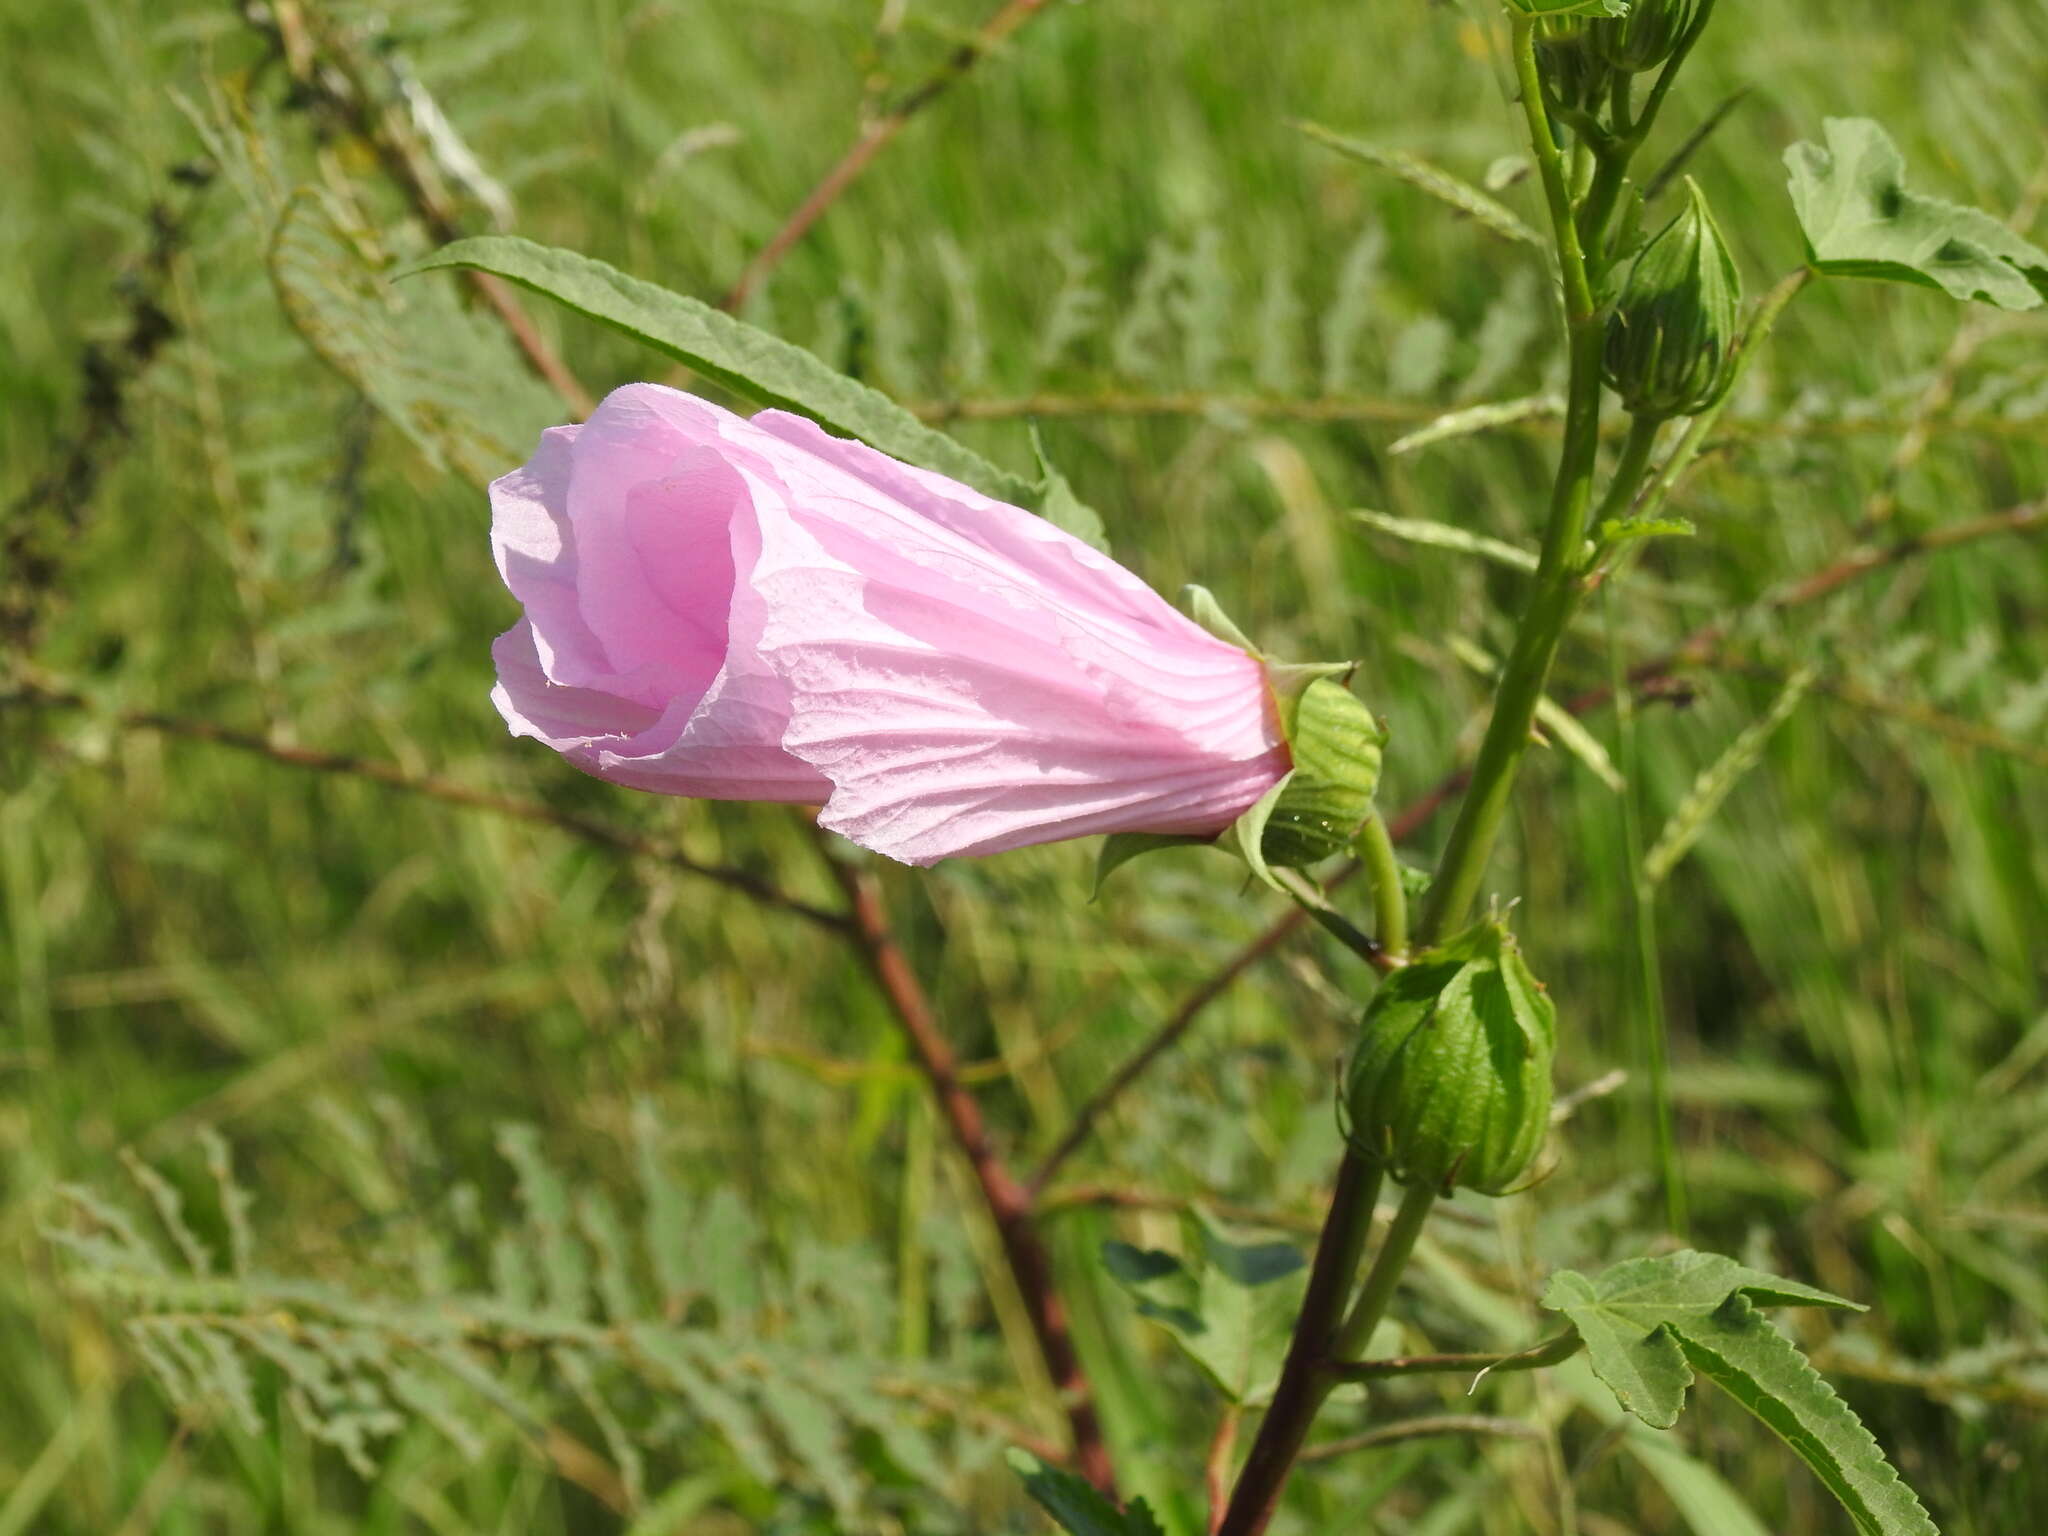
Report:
1602,179,1743,420
1344,918,1556,1196
1588,0,1706,74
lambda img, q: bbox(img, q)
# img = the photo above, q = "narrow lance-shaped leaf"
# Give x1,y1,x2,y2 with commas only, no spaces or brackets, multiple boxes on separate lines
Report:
1300,123,1545,248
1786,118,2048,310
394,236,1115,548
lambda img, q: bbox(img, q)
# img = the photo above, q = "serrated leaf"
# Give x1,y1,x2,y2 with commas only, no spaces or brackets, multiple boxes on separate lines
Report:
1301,123,1544,248
1786,118,2048,310
1678,1294,1938,1536
396,236,1039,500
1008,1449,1169,1535
1100,1216,1307,1405
1544,1251,1929,1536
1543,1250,1860,1429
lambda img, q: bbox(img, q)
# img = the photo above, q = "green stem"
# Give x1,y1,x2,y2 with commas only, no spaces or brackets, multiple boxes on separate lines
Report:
1355,814,1409,960
1332,1180,1437,1361
1597,414,1665,527
1603,582,1688,1233
1414,316,1604,944
1510,17,1597,327
1326,1331,1582,1382
1274,868,1389,971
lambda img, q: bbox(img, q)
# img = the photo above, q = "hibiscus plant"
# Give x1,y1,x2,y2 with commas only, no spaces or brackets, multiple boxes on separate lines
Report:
398,0,2046,1530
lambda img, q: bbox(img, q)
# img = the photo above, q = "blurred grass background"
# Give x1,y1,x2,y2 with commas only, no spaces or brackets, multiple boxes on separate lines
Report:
2,0,2044,1531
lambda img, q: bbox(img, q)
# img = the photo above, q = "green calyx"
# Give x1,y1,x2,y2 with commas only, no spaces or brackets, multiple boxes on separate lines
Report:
1588,0,1703,73
1343,917,1557,1196
1183,587,1385,887
1534,15,1610,114
1602,178,1742,420
1096,589,1384,895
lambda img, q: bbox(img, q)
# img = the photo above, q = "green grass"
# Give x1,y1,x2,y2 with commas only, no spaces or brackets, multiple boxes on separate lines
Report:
3,1,2045,1532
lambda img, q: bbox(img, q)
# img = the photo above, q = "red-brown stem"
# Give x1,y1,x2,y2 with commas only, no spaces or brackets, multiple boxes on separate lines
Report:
815,841,1116,1493
1205,1405,1243,1534
720,0,1055,311
5,680,847,932
1214,1153,1381,1536
266,2,595,415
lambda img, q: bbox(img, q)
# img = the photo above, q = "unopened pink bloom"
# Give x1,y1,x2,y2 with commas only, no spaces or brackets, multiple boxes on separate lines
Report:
491,384,1290,865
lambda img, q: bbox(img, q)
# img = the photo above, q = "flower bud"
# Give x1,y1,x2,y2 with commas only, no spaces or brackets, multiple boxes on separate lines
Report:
1344,919,1556,1196
1588,0,1705,74
1602,179,1742,420
1535,16,1608,114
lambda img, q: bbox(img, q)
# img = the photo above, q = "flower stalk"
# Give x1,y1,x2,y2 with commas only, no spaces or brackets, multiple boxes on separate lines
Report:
1218,11,1720,1527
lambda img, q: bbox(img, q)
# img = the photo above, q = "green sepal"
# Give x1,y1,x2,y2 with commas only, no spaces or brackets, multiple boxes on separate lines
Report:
1252,677,1385,872
1093,832,1212,897
1587,0,1703,73
1180,584,1259,652
1029,426,1111,553
1343,917,1557,1195
1178,588,1385,884
1602,179,1743,419
1503,0,1631,18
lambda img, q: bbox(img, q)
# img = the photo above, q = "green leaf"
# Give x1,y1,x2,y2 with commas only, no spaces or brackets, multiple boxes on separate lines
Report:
1093,832,1213,897
1786,118,2048,310
1679,1294,1939,1536
395,235,1039,501
1008,1449,1168,1536
1300,123,1545,248
1544,1251,1935,1536
1352,508,1541,572
1543,1250,1860,1429
1100,1215,1307,1405
1387,393,1565,457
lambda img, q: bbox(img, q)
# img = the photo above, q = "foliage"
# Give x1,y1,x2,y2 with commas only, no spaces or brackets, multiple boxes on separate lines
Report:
1546,1252,1937,1536
3,0,2045,1532
47,1104,1001,1528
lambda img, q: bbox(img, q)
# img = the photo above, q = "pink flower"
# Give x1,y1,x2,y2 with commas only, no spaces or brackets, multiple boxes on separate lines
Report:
491,384,1290,865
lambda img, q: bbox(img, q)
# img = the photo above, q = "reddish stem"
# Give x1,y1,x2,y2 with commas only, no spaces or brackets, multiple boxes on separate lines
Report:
817,842,1117,1493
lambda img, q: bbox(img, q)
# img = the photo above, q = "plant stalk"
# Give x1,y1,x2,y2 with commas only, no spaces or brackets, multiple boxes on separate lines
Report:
1214,1155,1383,1535
1355,813,1410,960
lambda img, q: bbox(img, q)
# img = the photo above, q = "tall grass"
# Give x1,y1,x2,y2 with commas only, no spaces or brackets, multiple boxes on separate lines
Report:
2,1,2043,1531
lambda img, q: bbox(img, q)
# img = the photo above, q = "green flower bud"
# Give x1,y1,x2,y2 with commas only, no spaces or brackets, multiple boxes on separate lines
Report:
1602,179,1743,420
1343,919,1556,1196
1535,16,1608,114
1588,0,1705,74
